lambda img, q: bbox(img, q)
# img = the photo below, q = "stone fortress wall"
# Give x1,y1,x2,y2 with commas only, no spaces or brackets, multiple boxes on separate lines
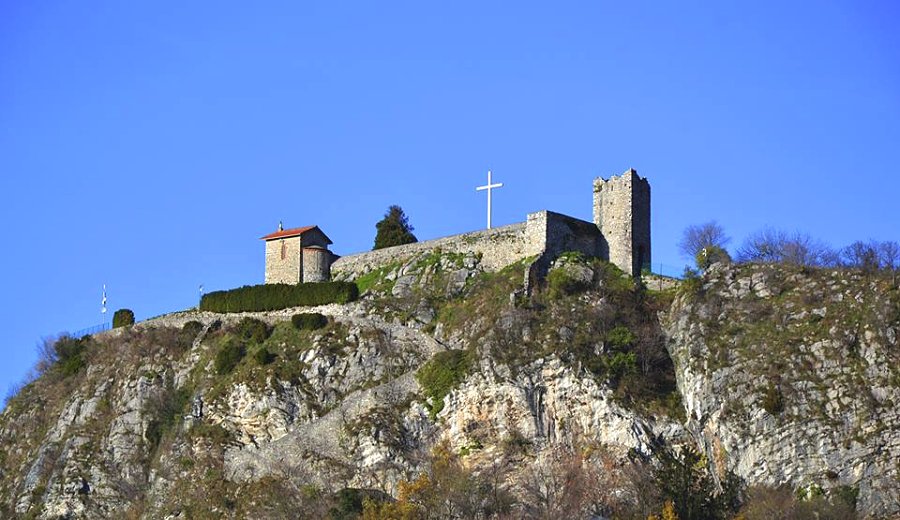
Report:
329,169,650,283
331,210,602,281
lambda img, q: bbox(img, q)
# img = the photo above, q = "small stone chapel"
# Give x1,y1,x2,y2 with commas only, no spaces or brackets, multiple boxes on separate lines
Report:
260,224,335,284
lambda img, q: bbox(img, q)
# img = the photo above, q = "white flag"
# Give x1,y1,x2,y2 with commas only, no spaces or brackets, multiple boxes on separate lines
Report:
101,284,107,314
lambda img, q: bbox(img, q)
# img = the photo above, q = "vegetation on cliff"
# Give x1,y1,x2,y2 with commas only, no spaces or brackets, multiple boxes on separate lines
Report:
1,245,898,518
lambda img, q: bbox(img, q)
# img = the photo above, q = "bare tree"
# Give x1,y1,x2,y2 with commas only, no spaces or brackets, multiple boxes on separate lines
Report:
842,240,880,272
520,450,617,519
737,228,836,267
35,335,61,374
678,221,731,259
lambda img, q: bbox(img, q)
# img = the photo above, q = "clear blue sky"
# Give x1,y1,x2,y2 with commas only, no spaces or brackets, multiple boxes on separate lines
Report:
2,1,898,397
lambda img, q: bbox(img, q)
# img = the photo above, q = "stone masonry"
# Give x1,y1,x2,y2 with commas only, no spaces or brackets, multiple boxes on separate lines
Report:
272,169,651,283
263,225,333,284
593,169,651,276
331,210,604,281
264,236,303,284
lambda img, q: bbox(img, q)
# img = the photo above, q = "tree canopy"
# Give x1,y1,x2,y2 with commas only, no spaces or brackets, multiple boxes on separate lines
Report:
373,205,418,250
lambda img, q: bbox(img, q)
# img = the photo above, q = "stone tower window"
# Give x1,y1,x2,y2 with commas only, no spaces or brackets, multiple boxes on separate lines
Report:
280,240,286,260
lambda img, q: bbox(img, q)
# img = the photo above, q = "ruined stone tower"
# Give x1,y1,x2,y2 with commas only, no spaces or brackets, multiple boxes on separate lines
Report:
593,169,651,276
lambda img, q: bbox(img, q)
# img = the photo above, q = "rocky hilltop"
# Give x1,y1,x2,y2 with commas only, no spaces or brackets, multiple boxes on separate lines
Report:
1,252,898,519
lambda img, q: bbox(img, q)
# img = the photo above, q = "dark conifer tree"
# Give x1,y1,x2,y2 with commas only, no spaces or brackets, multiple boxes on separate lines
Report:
373,205,417,250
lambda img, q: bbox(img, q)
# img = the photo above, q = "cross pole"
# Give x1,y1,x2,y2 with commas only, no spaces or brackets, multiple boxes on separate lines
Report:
475,170,503,229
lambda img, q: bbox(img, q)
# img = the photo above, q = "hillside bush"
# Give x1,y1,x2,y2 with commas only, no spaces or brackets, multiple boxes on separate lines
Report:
145,385,190,451
546,268,587,299
606,351,638,384
200,282,358,313
182,321,204,336
214,338,246,375
696,246,732,270
253,346,275,365
292,312,328,331
53,335,90,376
416,349,474,419
113,308,135,328
607,326,636,349
232,317,271,343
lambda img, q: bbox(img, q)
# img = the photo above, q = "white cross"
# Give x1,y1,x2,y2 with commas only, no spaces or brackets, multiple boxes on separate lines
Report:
475,170,503,229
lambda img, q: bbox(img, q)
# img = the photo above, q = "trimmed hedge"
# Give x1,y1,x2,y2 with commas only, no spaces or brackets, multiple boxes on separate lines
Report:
113,308,135,328
292,312,328,331
199,282,359,313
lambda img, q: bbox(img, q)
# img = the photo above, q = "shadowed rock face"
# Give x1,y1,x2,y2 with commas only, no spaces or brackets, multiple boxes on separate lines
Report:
1,254,898,518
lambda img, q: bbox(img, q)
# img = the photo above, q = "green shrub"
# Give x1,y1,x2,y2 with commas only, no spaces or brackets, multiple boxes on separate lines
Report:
416,349,474,419
182,321,204,336
145,386,190,452
199,282,359,313
175,321,205,350
54,335,89,376
606,351,638,383
606,326,636,349
679,267,703,296
214,339,246,375
253,347,274,365
112,308,135,328
187,422,232,444
232,317,271,343
546,266,591,299
696,245,732,270
292,312,328,331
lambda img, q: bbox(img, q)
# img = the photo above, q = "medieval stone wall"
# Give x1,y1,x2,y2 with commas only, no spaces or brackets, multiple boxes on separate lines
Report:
331,221,539,280
331,211,602,281
302,248,332,283
264,236,302,284
279,171,650,283
593,169,651,275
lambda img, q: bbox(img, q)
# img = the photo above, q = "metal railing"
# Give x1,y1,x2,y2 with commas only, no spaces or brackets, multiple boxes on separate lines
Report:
70,322,111,338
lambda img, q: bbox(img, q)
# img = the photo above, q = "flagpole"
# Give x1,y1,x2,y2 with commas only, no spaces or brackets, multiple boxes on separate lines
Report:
101,284,108,327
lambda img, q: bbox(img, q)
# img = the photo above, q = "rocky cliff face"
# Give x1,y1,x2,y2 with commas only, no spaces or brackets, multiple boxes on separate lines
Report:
665,263,900,517
1,253,898,518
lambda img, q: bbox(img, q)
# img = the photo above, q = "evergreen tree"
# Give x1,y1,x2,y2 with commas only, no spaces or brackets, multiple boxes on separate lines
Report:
373,205,418,250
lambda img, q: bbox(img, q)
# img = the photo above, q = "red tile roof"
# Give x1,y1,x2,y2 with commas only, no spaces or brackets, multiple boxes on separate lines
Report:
260,225,316,241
